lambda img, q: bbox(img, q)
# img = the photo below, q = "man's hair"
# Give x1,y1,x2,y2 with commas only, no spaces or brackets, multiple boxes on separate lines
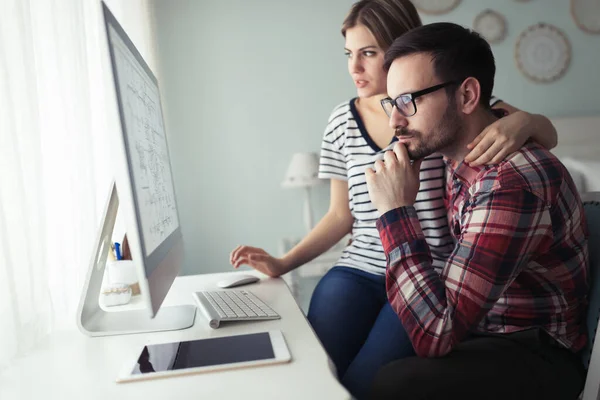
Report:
384,22,496,108
341,0,422,50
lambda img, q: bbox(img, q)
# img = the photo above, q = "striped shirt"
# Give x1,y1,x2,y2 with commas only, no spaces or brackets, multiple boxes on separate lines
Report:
377,142,589,357
318,96,501,275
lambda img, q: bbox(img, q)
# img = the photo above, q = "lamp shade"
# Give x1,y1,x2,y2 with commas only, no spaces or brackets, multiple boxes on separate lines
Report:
281,152,322,188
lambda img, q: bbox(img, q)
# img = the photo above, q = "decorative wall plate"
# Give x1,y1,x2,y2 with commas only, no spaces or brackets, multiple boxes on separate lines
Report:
474,10,507,44
515,23,571,83
571,0,600,34
411,0,461,15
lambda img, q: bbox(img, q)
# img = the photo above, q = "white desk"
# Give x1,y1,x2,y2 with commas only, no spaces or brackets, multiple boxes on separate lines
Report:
0,272,350,400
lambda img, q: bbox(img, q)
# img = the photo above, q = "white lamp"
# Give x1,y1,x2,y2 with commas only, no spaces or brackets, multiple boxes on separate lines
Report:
281,152,323,233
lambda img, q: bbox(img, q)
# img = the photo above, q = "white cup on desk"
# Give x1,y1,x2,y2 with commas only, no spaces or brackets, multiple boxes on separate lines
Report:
107,260,140,295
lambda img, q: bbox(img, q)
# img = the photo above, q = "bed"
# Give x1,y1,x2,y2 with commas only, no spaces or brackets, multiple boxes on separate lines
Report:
550,115,600,192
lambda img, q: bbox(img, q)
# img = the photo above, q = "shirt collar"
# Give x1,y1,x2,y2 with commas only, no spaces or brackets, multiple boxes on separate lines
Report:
444,156,486,187
443,110,507,186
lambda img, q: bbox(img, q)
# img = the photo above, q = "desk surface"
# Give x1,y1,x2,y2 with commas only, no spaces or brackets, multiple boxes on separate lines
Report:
0,272,350,400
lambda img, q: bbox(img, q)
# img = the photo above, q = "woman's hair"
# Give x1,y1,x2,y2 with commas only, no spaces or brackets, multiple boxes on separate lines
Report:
341,0,422,50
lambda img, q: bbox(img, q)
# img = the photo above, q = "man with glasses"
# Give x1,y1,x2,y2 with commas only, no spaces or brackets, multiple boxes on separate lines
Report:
365,22,588,399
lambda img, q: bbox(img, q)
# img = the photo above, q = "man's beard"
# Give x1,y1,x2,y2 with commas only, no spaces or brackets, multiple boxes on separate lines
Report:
395,100,464,160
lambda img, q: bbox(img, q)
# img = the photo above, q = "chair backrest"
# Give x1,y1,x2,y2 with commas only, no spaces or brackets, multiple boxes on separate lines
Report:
580,193,600,400
580,193,600,369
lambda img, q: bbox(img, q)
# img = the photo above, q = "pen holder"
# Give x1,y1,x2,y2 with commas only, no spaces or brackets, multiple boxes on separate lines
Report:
101,283,132,307
107,260,140,295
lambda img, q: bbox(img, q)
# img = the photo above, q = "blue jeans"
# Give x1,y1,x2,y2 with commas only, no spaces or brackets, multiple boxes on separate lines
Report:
307,266,415,400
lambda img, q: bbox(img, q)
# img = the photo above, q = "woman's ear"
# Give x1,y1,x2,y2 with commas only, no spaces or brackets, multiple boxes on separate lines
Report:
457,77,481,115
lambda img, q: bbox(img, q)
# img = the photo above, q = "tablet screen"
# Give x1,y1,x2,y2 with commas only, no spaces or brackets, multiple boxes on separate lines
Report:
131,332,275,375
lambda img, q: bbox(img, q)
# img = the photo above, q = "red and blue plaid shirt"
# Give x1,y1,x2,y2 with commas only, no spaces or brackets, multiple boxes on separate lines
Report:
376,142,589,358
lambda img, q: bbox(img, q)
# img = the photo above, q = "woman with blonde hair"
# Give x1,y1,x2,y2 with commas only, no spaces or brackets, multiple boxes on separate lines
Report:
231,1,558,397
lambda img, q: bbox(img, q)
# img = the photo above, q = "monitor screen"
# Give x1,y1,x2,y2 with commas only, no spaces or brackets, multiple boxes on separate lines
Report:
107,24,179,258
103,2,185,318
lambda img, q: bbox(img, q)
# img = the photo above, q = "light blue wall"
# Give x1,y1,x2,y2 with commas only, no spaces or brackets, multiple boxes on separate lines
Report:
152,0,355,274
419,0,600,117
151,0,599,275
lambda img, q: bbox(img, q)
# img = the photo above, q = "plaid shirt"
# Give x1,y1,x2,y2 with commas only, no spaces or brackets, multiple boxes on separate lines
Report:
376,142,589,358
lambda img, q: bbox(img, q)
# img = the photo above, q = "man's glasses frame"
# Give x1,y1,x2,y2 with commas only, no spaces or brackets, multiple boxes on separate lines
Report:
380,80,462,118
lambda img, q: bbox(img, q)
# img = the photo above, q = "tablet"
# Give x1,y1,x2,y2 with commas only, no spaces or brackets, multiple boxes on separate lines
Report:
116,330,291,383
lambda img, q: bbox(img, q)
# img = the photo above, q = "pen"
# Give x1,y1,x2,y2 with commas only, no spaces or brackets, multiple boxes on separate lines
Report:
108,243,116,261
115,242,122,260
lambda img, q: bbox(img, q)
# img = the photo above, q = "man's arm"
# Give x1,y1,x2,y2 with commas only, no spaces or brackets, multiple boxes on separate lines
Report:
376,189,553,357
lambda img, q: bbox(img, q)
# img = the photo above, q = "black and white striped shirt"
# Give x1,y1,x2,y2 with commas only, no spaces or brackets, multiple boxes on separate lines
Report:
318,97,501,275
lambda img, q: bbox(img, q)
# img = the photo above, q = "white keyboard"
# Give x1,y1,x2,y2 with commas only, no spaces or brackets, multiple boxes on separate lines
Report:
193,290,280,329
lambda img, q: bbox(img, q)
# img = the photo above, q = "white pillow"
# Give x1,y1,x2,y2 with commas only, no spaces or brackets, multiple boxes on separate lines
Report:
560,158,587,193
578,161,600,191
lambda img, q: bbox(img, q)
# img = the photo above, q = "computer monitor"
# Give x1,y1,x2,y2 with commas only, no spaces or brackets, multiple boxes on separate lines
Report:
76,2,195,336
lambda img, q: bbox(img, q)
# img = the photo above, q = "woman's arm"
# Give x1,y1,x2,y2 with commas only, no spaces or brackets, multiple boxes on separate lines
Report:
230,179,353,277
494,101,558,149
280,179,353,270
464,101,558,166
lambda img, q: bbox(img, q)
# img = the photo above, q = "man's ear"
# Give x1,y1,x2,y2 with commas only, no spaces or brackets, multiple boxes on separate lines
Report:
456,77,481,115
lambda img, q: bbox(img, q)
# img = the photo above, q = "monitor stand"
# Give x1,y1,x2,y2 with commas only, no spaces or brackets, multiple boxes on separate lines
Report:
76,182,196,337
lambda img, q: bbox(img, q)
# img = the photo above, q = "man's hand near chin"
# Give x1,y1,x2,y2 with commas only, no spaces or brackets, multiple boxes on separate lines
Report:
365,142,422,215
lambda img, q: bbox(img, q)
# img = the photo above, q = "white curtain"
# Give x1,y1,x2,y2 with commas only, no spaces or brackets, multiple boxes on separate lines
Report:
0,0,155,370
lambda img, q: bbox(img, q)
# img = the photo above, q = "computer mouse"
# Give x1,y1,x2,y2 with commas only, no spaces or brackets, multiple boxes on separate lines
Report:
217,274,260,289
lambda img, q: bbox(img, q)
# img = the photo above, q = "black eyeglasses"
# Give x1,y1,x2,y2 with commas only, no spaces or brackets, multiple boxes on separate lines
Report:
380,80,461,118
